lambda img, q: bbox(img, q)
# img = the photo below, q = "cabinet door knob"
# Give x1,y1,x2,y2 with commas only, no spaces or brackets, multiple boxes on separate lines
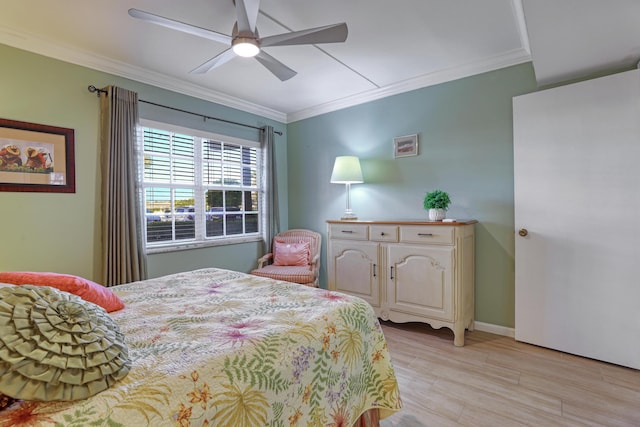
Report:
341,230,354,234
418,233,433,237
390,266,394,280
518,228,528,237
373,264,377,278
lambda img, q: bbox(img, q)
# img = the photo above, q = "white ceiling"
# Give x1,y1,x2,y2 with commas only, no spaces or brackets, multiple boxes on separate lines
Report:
1,1,638,123
523,0,640,86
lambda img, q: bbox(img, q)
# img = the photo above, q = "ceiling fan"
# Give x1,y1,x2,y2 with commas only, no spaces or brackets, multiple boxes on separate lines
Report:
128,0,348,81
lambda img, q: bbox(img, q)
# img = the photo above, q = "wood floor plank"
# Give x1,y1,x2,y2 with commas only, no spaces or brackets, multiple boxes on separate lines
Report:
519,374,640,426
456,405,529,427
560,400,638,427
600,363,640,392
379,322,640,427
383,409,459,427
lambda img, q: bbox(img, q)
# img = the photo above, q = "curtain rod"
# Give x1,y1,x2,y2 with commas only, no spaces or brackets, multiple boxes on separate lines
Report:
87,85,282,136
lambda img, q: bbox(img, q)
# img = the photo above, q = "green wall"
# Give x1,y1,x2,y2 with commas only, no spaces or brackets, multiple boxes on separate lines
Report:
287,63,538,327
0,43,287,282
0,42,540,328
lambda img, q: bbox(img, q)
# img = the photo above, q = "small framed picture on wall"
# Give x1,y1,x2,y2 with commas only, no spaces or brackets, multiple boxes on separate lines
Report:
393,134,418,158
0,118,75,193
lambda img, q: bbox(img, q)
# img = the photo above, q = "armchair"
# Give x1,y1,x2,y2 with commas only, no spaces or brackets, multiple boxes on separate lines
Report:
251,229,321,287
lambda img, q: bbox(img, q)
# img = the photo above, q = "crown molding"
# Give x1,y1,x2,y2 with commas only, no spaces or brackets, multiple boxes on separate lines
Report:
0,25,287,123
512,0,531,55
286,48,532,123
2,23,531,125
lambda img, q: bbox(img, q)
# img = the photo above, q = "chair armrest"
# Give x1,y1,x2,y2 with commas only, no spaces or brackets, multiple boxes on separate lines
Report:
310,254,320,274
310,254,321,286
257,253,273,269
310,254,320,265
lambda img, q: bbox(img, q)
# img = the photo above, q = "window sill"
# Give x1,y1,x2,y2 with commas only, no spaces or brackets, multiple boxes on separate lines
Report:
146,235,263,254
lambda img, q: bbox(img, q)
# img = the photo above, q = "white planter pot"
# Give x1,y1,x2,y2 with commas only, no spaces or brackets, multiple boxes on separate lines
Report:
428,208,446,221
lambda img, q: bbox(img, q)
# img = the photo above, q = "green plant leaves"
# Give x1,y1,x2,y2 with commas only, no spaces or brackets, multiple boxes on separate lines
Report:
424,189,451,210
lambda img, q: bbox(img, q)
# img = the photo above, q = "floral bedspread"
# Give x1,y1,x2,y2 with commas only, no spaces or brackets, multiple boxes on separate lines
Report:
0,268,401,426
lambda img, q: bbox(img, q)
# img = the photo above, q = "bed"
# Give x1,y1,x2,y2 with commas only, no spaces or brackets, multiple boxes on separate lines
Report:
0,268,401,426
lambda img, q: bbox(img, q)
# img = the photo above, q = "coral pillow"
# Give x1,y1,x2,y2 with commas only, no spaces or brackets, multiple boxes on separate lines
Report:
273,240,310,266
0,272,124,312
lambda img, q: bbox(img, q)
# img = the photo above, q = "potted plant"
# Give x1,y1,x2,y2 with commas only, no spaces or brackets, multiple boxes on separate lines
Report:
423,189,450,221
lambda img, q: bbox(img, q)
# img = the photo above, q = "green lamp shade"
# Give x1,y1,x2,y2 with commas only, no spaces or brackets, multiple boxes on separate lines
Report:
330,156,363,183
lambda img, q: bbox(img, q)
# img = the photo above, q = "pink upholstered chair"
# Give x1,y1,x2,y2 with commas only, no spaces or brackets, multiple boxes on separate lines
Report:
251,229,321,287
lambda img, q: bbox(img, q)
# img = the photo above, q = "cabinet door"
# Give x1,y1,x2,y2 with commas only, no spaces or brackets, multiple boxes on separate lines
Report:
387,244,454,321
328,240,380,307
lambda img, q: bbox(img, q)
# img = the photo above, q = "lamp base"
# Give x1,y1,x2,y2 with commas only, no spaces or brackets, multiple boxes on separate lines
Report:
341,212,358,220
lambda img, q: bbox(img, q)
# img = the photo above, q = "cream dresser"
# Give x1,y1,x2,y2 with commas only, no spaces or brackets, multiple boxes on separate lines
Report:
327,220,476,346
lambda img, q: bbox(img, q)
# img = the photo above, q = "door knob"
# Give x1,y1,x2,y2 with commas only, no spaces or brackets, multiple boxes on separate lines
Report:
518,228,528,237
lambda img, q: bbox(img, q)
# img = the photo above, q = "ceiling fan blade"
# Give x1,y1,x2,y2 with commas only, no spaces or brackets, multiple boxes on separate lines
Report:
128,8,231,45
190,48,237,74
235,0,260,33
261,23,348,47
255,51,297,81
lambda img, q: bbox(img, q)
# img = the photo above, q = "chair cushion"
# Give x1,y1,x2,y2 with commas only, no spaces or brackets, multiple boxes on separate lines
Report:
273,240,310,266
251,265,315,284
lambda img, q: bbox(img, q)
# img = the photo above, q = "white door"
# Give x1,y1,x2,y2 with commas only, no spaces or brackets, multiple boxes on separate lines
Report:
513,70,640,369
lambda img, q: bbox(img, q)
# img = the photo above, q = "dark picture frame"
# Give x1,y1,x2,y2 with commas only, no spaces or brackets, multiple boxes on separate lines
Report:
0,118,75,193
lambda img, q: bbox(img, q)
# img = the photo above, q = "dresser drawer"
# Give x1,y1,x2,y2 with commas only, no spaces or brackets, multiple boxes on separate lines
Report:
370,225,398,242
328,223,369,240
399,225,454,245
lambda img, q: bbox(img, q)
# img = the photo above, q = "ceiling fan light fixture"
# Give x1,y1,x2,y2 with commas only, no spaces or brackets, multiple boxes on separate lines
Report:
129,2,349,79
232,38,260,57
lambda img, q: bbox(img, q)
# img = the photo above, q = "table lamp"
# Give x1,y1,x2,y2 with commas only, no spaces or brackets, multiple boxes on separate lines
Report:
330,156,363,220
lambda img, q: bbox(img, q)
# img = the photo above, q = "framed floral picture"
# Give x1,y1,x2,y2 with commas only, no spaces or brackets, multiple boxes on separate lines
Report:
0,118,75,193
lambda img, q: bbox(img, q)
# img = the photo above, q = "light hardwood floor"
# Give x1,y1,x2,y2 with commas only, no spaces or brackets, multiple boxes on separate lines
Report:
378,321,640,427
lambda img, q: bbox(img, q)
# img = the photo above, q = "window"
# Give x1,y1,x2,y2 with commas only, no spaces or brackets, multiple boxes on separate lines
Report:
139,120,262,251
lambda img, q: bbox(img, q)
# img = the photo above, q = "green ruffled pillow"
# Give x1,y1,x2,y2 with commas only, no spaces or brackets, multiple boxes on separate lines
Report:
0,285,130,401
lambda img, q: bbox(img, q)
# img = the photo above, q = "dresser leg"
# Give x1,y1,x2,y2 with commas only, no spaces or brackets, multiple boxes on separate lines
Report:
453,325,465,346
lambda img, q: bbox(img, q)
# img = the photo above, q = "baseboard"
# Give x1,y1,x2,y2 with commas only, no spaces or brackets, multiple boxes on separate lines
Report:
473,321,515,338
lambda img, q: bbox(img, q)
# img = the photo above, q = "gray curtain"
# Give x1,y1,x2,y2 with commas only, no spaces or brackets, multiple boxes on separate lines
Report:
100,86,147,286
262,125,280,254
